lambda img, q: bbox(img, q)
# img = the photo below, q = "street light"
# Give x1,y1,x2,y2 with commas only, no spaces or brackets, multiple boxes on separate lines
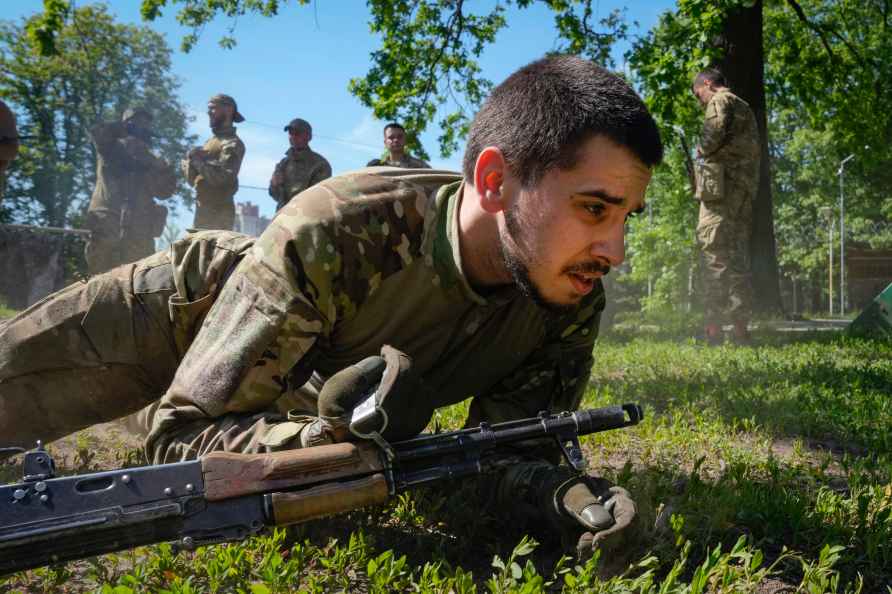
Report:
819,206,834,315
837,145,869,315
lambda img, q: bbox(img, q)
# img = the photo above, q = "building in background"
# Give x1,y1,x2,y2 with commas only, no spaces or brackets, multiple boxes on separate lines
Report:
234,201,271,237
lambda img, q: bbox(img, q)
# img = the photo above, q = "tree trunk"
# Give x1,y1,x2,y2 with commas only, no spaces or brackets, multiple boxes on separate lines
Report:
715,0,783,315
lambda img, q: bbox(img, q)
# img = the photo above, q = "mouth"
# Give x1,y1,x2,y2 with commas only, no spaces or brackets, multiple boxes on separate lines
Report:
567,271,600,296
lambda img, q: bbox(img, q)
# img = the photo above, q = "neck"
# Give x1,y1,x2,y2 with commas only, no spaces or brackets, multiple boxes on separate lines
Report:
457,182,512,289
388,149,405,161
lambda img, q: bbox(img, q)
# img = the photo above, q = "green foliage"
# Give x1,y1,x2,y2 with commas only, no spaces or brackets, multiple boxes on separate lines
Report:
138,0,629,159
139,0,311,52
0,3,196,227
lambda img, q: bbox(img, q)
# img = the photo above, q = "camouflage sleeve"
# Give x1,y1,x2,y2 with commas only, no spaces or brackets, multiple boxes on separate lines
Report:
151,159,176,199
310,158,332,187
699,93,736,161
366,158,382,167
466,286,603,440
118,137,176,198
268,157,287,202
145,176,425,463
195,137,245,188
90,121,125,156
145,199,343,462
466,289,603,533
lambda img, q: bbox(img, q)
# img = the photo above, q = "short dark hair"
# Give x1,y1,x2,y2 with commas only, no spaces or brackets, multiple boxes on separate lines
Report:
462,55,662,187
383,122,405,135
693,68,727,90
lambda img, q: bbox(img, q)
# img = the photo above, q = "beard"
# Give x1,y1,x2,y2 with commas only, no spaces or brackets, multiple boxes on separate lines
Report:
499,199,610,315
209,113,227,130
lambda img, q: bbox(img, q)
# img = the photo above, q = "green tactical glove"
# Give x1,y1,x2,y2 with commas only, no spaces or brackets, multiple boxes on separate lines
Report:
297,345,434,447
499,462,637,561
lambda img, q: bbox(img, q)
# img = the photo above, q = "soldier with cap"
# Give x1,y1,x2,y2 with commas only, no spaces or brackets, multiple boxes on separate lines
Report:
268,118,331,211
183,94,246,230
1,55,663,563
0,99,20,201
84,107,176,275
366,122,430,169
691,69,760,344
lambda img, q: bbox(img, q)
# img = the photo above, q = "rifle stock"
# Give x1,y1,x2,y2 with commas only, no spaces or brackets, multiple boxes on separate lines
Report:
0,404,642,574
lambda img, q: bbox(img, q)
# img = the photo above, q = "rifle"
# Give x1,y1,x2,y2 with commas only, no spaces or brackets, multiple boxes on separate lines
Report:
0,403,642,575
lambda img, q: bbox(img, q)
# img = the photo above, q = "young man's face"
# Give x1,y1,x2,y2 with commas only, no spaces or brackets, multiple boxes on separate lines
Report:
384,127,406,154
207,102,232,128
498,135,651,312
692,82,714,107
289,128,311,150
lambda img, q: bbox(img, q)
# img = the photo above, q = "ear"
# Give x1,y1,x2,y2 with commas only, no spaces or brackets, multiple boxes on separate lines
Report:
473,146,508,214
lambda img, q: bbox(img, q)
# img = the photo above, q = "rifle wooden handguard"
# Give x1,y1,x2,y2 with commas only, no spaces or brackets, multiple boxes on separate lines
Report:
269,473,390,525
201,442,384,501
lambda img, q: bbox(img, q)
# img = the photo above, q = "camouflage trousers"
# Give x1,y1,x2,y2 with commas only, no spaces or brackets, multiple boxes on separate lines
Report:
697,220,752,324
0,247,314,455
0,252,180,449
193,196,235,231
84,209,157,276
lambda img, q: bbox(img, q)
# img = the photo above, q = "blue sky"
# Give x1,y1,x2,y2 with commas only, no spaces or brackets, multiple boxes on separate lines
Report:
6,1,675,232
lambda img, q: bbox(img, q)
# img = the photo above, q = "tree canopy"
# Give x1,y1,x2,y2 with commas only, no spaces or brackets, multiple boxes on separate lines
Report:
0,3,195,227
17,0,892,316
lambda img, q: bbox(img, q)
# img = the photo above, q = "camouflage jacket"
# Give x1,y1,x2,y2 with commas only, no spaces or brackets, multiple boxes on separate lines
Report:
88,121,176,216
183,125,245,205
367,154,431,169
148,168,603,461
696,89,760,227
699,89,760,166
268,146,332,210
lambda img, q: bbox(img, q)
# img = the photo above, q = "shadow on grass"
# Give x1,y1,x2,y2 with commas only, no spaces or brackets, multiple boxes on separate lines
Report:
593,331,892,455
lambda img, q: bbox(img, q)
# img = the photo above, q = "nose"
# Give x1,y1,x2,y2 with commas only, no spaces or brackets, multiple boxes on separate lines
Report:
591,221,625,267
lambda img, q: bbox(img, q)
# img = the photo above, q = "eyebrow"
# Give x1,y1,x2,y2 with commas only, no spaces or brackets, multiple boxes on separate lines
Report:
573,190,646,213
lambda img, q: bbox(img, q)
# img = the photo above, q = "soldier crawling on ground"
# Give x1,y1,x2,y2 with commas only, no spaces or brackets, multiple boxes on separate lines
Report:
268,118,331,211
84,107,176,276
691,68,760,345
1,55,663,565
183,94,246,231
366,122,430,169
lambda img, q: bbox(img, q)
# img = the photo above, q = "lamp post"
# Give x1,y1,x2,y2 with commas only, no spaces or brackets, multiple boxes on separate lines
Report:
837,154,855,315
819,206,834,315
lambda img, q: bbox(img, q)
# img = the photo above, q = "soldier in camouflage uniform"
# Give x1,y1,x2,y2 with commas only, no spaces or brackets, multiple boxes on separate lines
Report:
366,122,430,168
0,99,19,201
0,56,663,561
84,107,177,276
268,118,332,211
692,69,760,344
183,94,246,230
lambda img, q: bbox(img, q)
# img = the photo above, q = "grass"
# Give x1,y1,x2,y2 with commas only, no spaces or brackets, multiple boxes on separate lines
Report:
1,329,890,593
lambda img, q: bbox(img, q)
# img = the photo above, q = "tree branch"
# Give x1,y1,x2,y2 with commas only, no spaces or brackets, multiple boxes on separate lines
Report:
784,0,837,63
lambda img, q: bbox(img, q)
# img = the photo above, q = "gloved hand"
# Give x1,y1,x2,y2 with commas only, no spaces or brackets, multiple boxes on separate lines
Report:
557,475,637,560
297,345,434,447
499,462,637,561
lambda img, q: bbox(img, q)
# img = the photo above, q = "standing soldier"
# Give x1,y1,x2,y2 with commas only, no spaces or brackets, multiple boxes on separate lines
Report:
366,122,430,168
268,118,331,211
0,99,20,201
692,69,761,344
183,94,246,230
85,107,176,276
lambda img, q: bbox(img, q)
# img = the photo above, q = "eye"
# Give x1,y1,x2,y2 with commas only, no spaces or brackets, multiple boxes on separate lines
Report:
584,203,606,217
